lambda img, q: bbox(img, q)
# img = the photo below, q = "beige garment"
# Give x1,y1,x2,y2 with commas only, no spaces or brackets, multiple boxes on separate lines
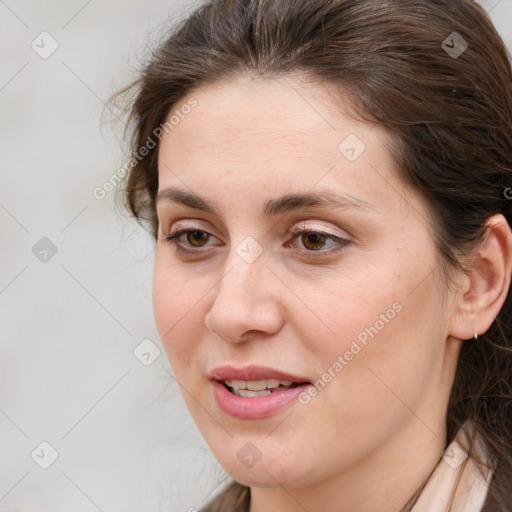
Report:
408,425,494,512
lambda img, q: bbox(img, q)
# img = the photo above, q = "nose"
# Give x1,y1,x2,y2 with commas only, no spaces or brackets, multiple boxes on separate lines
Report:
204,251,285,344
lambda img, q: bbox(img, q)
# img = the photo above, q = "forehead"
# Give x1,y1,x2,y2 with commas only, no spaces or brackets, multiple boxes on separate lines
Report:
156,74,425,224
161,77,375,170
160,75,376,161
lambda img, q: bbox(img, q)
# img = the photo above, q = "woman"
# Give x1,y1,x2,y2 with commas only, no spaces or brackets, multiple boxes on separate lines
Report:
116,0,512,510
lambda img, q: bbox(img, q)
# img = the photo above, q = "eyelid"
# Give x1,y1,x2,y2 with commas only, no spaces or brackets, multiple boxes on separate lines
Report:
168,219,215,232
287,220,349,239
163,219,222,240
165,219,347,243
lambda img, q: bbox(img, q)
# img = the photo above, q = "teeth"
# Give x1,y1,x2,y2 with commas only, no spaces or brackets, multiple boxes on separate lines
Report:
231,379,247,390
234,388,271,397
246,379,267,391
266,378,281,389
224,378,297,394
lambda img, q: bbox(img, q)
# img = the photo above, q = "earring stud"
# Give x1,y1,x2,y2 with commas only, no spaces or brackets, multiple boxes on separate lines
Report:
473,330,478,341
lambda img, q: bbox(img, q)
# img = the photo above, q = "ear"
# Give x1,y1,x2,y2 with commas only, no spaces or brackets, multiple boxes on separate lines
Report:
449,214,512,341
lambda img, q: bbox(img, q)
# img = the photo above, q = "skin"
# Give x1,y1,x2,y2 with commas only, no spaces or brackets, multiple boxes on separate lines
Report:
152,73,512,512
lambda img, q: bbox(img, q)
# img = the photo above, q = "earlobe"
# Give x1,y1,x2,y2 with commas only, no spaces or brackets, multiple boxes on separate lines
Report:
449,214,512,341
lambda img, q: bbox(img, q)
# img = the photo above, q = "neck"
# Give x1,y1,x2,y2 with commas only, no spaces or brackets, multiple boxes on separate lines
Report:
249,418,446,512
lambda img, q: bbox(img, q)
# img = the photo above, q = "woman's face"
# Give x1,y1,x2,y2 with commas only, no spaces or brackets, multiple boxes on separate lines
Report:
153,75,461,489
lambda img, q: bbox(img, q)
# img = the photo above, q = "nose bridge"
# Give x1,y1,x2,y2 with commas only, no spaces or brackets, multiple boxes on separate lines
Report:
205,238,283,341
213,239,268,309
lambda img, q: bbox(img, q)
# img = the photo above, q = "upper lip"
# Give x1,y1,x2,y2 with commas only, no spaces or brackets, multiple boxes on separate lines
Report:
209,365,310,383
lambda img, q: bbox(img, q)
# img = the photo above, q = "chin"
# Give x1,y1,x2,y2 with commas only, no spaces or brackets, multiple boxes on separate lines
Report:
208,438,317,489
226,462,304,489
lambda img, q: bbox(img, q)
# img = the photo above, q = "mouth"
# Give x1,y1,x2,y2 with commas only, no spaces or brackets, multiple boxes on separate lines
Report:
209,365,312,419
221,378,302,397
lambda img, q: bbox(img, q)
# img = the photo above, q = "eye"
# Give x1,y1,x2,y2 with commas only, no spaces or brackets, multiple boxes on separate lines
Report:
285,224,350,259
161,224,350,259
163,228,221,253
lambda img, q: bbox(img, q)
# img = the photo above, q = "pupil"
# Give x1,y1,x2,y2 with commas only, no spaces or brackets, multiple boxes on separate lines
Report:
303,233,325,250
188,230,208,246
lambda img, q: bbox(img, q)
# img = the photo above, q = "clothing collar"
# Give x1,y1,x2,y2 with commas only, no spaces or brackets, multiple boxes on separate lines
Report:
406,423,494,512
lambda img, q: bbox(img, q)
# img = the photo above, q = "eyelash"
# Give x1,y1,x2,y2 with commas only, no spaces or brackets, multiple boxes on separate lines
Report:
161,224,350,260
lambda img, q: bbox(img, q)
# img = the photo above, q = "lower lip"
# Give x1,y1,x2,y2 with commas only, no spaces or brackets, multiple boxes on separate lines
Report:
212,380,311,419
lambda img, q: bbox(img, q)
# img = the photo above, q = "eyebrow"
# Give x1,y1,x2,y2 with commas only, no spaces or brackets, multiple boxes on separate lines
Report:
156,187,377,216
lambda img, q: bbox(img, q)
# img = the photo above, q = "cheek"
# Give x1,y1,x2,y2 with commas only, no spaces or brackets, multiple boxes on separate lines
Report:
288,267,405,360
296,258,443,397
152,258,209,371
306,270,444,426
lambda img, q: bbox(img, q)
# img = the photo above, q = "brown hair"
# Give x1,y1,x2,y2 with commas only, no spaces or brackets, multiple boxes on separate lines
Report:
115,0,512,510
